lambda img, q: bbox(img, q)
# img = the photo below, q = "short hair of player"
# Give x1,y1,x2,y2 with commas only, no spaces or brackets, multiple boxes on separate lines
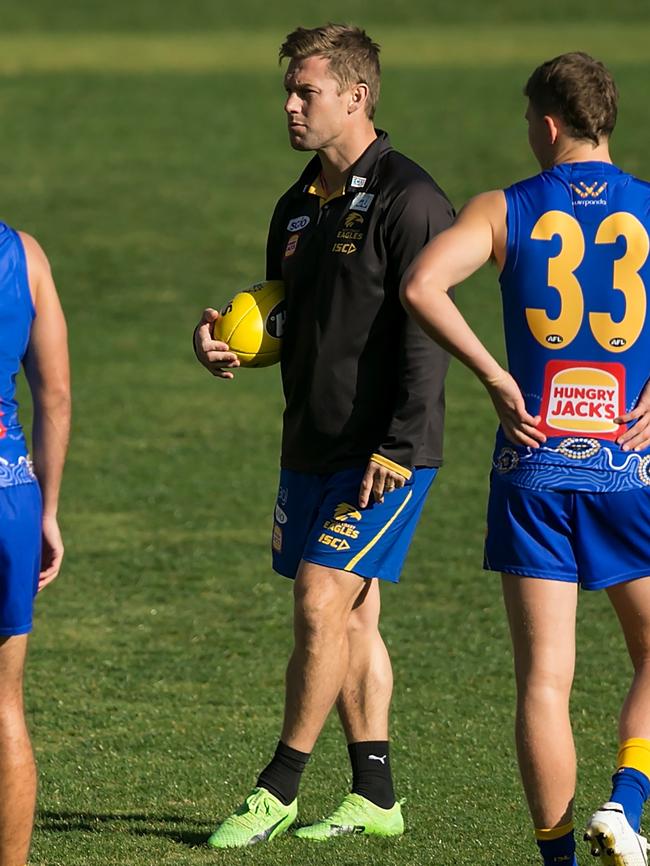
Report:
524,52,618,145
280,24,381,120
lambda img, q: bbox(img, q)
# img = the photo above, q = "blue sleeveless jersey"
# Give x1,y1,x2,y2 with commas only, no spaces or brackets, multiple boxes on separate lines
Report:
496,161,650,492
0,224,36,487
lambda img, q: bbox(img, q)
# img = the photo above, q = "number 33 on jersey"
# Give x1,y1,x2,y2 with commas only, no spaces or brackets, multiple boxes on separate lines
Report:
501,162,650,441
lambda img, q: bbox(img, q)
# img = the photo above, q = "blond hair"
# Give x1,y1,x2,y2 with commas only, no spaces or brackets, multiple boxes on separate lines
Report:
280,24,381,119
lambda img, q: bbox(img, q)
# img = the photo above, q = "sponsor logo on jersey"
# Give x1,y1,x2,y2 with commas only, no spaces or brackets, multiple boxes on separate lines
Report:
284,233,299,257
278,486,288,506
349,192,375,213
350,175,366,188
332,242,357,254
266,301,286,338
538,360,626,439
570,180,608,208
0,405,5,439
272,523,283,552
274,504,288,524
287,215,310,232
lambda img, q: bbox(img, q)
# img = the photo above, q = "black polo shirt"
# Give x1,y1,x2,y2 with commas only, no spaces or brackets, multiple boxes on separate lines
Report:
266,130,454,475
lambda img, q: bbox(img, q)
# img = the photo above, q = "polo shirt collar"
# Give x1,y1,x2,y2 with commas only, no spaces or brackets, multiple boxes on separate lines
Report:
297,129,392,198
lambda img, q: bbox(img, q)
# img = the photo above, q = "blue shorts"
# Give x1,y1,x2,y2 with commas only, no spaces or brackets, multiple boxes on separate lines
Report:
272,466,437,583
484,471,650,590
0,482,41,635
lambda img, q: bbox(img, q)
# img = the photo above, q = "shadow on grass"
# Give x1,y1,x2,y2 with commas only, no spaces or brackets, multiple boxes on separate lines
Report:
37,810,213,847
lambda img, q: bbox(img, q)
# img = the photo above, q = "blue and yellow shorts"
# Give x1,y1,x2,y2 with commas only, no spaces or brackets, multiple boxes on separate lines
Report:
485,470,650,590
271,465,437,583
0,481,41,635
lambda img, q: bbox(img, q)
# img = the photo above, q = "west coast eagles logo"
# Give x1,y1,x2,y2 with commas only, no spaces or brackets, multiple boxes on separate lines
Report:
570,181,608,199
344,213,364,229
317,502,362,551
333,502,362,521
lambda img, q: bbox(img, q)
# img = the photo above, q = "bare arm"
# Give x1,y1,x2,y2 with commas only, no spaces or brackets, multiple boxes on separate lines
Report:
21,232,71,588
400,191,546,448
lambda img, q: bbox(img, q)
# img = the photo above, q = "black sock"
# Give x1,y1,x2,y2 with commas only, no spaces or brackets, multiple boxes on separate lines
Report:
348,740,395,809
256,740,310,805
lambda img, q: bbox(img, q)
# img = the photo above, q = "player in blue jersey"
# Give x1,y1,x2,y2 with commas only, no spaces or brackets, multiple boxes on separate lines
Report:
402,53,650,866
0,226,70,866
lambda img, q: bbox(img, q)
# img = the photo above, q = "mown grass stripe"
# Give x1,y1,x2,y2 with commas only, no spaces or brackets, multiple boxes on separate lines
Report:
0,25,647,74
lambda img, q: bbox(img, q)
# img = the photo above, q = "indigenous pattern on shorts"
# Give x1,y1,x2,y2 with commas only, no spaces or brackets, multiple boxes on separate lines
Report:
494,438,650,492
497,162,650,492
0,223,34,475
0,456,36,488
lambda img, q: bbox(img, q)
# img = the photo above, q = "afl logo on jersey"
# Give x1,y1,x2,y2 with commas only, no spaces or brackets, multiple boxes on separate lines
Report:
610,337,627,348
546,334,564,345
287,216,310,232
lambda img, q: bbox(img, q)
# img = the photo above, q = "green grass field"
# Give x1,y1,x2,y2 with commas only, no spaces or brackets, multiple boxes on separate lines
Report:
4,3,650,864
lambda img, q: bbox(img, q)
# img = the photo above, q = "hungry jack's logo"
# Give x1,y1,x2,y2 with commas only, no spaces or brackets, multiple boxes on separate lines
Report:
538,360,626,440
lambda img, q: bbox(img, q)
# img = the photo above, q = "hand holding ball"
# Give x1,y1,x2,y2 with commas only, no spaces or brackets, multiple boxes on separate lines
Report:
213,280,285,368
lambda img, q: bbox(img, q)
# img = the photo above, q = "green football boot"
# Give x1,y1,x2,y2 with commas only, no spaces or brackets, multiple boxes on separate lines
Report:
207,787,297,849
294,792,404,841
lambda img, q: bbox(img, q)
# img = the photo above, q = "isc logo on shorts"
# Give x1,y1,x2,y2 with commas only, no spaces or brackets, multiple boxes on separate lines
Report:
318,533,351,551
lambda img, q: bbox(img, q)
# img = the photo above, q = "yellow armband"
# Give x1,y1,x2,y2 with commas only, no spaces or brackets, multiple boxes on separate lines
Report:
370,453,412,480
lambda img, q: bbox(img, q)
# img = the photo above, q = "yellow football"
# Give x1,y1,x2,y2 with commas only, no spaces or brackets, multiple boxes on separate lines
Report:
213,280,285,367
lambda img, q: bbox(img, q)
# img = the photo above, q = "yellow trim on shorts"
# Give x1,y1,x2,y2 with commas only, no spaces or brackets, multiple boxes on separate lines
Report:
370,453,412,480
344,490,413,572
618,738,650,778
535,820,574,841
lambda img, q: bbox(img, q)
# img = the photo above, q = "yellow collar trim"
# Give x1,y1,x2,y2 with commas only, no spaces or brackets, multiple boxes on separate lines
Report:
307,175,346,206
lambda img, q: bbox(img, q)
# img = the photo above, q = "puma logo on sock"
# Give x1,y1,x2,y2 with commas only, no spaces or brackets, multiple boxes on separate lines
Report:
368,754,387,764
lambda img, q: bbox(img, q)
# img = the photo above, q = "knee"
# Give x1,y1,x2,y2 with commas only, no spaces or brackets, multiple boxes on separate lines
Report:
629,648,650,675
347,604,379,639
517,664,573,703
294,580,348,643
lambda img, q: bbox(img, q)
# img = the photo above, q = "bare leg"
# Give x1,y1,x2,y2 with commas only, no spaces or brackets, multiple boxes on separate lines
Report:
336,579,393,743
607,576,650,741
502,575,578,828
0,635,36,866
281,562,367,753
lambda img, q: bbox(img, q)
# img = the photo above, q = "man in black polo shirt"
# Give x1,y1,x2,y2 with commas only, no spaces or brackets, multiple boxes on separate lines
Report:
194,23,453,848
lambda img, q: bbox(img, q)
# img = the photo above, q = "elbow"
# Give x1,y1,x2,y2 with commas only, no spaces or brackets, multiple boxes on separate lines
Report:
400,271,427,315
35,384,71,418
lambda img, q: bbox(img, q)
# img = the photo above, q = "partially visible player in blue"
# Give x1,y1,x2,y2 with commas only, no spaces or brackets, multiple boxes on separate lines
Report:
0,226,70,866
403,52,650,866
